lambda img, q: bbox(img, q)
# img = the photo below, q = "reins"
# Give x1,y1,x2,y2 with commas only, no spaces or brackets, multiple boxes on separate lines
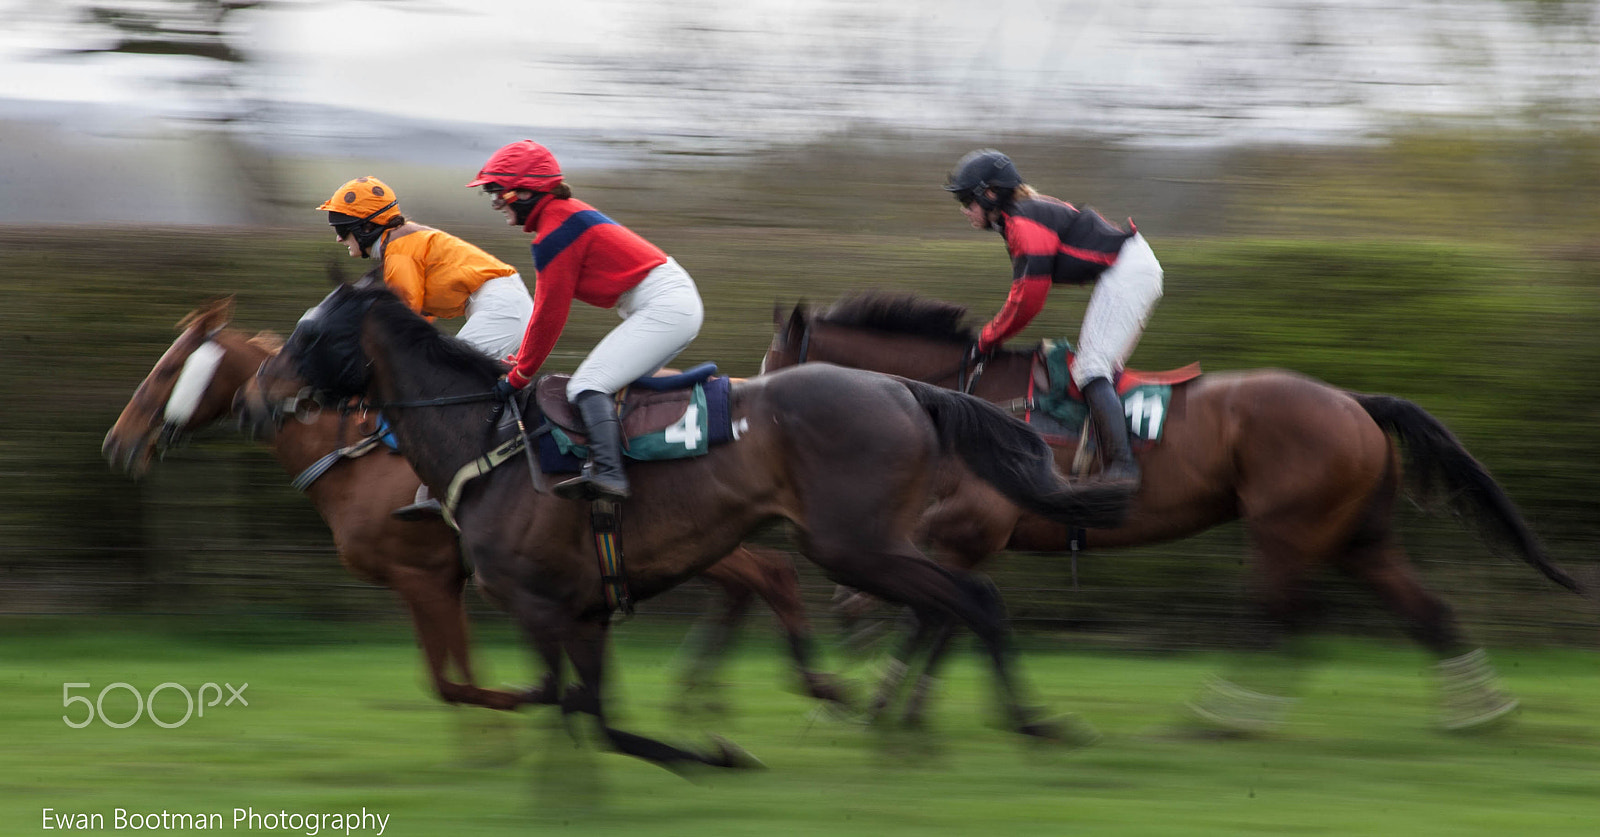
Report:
373,390,505,409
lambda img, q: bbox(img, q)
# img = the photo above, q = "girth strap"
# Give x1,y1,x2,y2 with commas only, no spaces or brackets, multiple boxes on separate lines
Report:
289,432,386,492
438,433,529,531
590,498,634,617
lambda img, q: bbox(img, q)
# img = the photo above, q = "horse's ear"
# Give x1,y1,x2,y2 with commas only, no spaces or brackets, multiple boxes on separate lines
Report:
325,259,348,286
176,295,235,332
355,259,384,289
247,331,285,355
786,302,808,334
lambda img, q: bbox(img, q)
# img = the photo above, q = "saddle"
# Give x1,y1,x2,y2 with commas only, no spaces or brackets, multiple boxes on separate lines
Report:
1027,339,1202,444
528,363,734,472
535,362,721,438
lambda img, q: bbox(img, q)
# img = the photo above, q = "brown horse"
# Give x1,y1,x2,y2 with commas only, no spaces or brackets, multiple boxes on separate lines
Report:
244,279,1124,770
102,297,843,714
764,292,1584,732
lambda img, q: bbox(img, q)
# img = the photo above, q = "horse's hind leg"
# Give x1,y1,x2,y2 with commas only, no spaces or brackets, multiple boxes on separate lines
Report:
901,616,959,728
1186,538,1318,735
693,546,847,708
1339,541,1518,730
673,575,752,717
802,534,1065,741
864,608,939,725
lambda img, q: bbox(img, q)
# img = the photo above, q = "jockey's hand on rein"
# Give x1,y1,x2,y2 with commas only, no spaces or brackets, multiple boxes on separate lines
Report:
491,378,520,401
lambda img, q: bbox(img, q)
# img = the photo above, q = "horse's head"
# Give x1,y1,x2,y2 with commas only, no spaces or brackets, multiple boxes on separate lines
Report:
238,280,383,438
102,296,272,477
760,302,812,374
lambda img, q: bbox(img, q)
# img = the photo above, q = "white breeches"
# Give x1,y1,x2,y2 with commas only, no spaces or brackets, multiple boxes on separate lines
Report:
456,273,534,360
1070,233,1164,387
567,258,705,398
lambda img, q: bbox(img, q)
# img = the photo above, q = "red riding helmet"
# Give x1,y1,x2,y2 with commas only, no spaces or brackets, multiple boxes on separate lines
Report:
466,140,564,192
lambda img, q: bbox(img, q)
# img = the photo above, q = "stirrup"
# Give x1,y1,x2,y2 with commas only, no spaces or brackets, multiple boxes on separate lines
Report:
392,498,444,521
553,467,630,501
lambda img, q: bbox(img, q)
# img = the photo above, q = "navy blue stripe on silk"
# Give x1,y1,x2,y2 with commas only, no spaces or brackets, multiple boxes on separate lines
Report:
532,210,617,271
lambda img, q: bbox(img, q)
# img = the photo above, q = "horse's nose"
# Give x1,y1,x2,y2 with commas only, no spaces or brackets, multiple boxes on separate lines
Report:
100,425,148,475
232,389,271,440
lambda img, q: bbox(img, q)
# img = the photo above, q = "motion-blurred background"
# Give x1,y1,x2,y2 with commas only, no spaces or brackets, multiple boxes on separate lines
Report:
3,0,1597,648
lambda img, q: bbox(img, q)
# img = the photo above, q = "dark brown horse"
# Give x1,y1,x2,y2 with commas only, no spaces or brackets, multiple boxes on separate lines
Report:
102,298,843,714
242,280,1125,770
764,292,1584,732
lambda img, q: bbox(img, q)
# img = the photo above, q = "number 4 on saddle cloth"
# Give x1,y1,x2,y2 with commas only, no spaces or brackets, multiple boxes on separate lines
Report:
533,362,736,474
1027,339,1202,447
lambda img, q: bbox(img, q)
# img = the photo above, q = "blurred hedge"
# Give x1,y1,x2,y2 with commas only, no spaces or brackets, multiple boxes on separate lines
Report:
2,132,1597,648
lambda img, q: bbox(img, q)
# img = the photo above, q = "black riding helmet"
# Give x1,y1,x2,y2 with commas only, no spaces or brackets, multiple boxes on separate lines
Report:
943,148,1023,211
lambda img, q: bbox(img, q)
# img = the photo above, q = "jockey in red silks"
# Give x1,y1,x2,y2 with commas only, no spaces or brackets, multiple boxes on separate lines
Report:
945,148,1163,496
469,140,704,501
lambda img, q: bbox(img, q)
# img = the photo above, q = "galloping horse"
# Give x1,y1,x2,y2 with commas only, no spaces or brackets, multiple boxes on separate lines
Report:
764,292,1584,731
243,280,1125,770
102,297,843,713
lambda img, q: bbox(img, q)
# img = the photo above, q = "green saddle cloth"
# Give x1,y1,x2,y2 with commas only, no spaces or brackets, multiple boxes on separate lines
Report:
551,382,713,462
1033,339,1175,442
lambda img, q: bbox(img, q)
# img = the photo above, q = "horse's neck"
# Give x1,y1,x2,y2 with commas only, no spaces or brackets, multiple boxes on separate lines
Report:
365,344,500,490
808,326,1032,398
266,411,370,476
970,351,1034,402
810,326,965,382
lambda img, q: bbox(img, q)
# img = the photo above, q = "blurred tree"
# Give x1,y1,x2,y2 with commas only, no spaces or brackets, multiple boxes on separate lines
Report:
34,0,286,222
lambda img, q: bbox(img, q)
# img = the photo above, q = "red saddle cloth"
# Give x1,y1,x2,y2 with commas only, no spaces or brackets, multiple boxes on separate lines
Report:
1032,348,1203,403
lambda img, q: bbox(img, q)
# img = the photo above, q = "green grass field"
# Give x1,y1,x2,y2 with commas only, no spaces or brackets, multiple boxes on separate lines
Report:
2,618,1597,836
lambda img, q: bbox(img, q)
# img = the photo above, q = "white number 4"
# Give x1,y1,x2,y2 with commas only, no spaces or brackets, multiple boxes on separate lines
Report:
663,404,704,451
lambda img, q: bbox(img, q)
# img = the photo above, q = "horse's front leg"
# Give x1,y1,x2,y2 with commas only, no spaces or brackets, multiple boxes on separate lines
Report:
563,619,762,773
390,566,522,711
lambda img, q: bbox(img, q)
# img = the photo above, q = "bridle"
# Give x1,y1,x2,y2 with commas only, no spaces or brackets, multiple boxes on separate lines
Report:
149,329,226,455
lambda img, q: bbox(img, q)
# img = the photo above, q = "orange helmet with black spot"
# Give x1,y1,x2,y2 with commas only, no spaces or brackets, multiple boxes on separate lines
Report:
317,176,401,226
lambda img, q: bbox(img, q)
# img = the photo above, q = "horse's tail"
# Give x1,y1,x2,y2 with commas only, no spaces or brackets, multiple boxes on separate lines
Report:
1350,392,1582,595
897,378,1130,529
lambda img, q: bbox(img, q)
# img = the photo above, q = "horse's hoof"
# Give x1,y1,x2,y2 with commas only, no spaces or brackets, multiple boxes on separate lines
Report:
1184,677,1296,735
517,684,559,707
481,689,523,711
803,674,855,709
1019,714,1101,748
1440,696,1519,732
708,735,766,770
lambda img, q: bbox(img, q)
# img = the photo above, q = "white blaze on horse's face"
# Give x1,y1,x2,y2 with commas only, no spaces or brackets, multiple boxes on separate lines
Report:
162,339,226,426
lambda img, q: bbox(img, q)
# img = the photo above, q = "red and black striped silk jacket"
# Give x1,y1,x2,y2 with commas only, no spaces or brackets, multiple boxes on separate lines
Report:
976,195,1137,351
505,196,669,388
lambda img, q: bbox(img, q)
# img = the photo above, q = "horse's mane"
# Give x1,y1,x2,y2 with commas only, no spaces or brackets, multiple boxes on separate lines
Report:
815,292,975,344
247,331,284,355
359,284,505,381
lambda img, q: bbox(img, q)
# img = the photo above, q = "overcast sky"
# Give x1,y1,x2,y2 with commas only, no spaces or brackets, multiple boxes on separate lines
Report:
3,0,1598,147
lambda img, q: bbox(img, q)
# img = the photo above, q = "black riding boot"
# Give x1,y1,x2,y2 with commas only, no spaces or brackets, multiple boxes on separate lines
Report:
554,390,631,501
1081,376,1140,490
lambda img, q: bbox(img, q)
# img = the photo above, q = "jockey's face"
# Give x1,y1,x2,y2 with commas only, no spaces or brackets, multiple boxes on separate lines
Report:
483,185,535,226
959,192,997,230
334,226,363,257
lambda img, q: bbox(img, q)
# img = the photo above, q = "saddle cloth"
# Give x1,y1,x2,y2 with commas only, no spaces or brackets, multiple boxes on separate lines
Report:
530,363,734,473
1029,339,1201,443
